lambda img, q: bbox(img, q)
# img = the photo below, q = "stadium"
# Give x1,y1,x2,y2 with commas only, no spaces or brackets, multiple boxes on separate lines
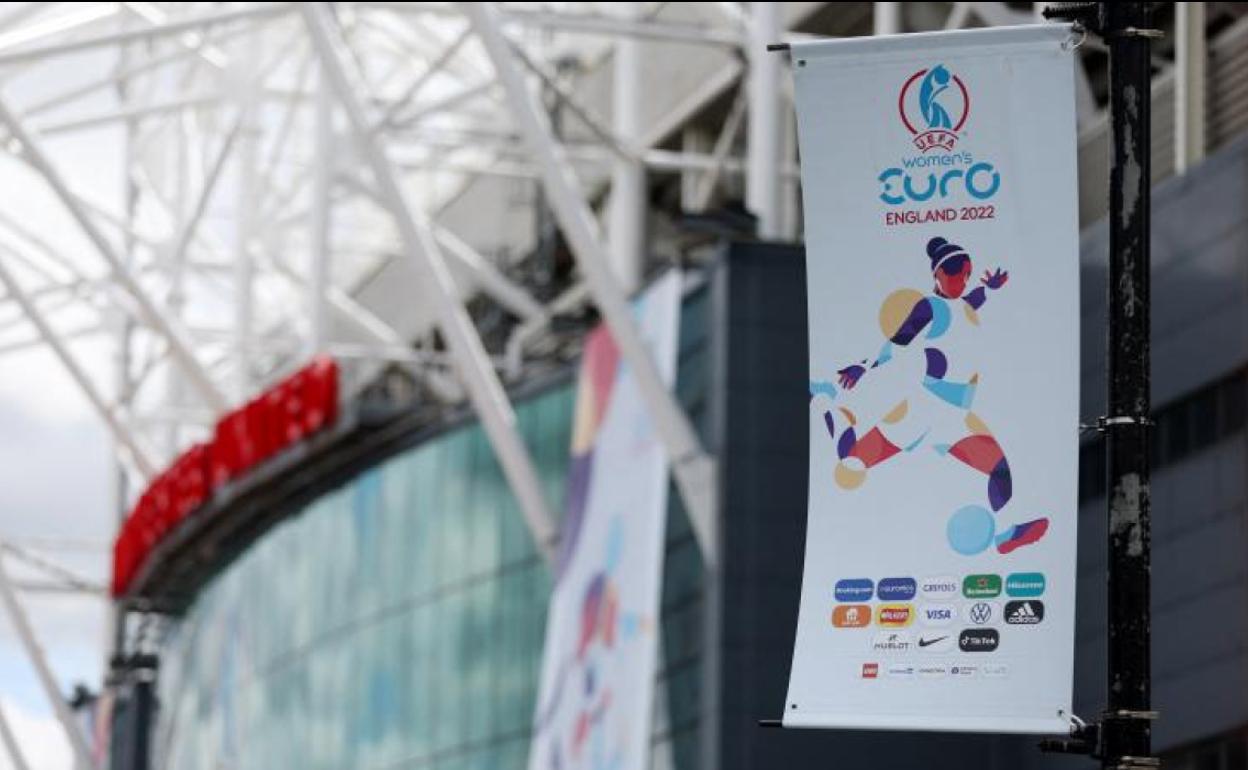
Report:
0,3,1244,769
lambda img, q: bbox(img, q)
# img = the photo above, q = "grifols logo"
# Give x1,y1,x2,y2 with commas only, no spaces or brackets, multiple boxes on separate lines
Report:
899,64,970,152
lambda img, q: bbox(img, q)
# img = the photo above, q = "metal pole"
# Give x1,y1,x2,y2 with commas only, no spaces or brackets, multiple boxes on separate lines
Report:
1103,3,1154,768
1175,2,1206,175
874,2,902,35
746,2,781,239
608,5,645,293
110,24,139,667
0,551,95,769
1036,5,1155,765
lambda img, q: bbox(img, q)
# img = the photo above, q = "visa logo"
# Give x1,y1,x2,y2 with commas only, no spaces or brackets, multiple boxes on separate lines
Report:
920,604,956,627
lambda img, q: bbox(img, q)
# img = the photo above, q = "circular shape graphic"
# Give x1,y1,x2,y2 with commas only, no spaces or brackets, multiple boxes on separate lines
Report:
947,505,994,555
878,289,926,339
834,457,867,490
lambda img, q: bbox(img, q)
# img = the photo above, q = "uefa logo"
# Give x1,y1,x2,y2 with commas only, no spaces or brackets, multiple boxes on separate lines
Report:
899,64,970,152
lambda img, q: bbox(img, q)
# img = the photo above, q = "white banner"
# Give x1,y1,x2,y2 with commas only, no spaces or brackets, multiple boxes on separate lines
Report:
786,26,1080,734
529,271,681,770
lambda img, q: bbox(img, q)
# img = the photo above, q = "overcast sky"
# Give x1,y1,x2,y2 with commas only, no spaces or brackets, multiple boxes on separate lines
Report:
0,345,112,770
0,30,125,766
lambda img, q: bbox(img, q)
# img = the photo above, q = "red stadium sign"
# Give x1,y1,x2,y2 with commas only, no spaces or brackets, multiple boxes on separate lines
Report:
111,356,339,596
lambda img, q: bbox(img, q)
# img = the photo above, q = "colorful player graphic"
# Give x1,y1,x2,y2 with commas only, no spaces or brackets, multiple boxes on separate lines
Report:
536,517,648,770
809,236,1048,556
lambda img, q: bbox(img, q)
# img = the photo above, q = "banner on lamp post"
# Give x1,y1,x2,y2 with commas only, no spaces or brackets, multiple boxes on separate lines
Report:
785,25,1080,734
529,271,682,770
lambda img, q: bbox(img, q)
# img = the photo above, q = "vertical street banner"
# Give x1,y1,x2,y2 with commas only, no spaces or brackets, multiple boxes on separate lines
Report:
529,271,682,770
786,25,1080,733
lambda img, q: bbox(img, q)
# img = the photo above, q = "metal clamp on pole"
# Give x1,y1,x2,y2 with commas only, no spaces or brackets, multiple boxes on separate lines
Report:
1101,414,1153,431
1109,28,1165,39
1039,723,1099,756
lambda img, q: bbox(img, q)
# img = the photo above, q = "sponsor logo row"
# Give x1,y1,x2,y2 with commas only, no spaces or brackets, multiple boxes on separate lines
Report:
861,660,1009,681
835,573,1045,602
868,628,999,655
833,600,1045,629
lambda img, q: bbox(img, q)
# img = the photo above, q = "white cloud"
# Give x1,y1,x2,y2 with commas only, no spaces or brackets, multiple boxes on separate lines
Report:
0,696,71,770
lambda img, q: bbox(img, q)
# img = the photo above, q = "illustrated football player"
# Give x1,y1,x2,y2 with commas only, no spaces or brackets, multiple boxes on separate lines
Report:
809,236,1048,556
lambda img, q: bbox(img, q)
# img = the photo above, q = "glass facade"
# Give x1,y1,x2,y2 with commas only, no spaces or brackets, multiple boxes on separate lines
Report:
153,281,711,770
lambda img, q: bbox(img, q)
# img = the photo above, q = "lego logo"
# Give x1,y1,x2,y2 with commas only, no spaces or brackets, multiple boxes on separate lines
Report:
861,663,879,679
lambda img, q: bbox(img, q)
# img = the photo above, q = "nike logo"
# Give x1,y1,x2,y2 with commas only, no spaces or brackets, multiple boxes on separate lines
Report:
918,636,949,648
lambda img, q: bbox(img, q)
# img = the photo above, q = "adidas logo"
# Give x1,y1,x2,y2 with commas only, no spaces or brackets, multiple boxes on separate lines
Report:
1004,599,1044,625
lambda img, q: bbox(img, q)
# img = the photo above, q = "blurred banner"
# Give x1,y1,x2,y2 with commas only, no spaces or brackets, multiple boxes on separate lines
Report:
787,26,1080,733
529,271,681,769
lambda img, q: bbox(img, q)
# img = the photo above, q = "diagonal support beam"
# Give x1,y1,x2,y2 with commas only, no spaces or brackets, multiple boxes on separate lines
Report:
0,548,94,770
302,2,559,564
465,2,719,563
0,699,31,770
0,96,229,412
168,113,245,272
430,223,546,322
0,249,156,479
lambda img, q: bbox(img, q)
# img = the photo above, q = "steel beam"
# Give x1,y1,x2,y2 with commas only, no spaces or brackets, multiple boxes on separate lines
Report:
0,699,30,770
430,224,546,321
368,28,472,135
1,542,106,595
0,96,229,412
0,248,156,478
1176,1,1206,174
0,3,289,67
29,92,225,137
746,3,782,239
310,61,333,355
234,27,263,400
692,88,747,211
0,4,118,53
874,2,902,35
466,2,719,563
302,2,559,563
168,116,245,279
368,4,742,47
609,5,646,293
0,549,94,770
